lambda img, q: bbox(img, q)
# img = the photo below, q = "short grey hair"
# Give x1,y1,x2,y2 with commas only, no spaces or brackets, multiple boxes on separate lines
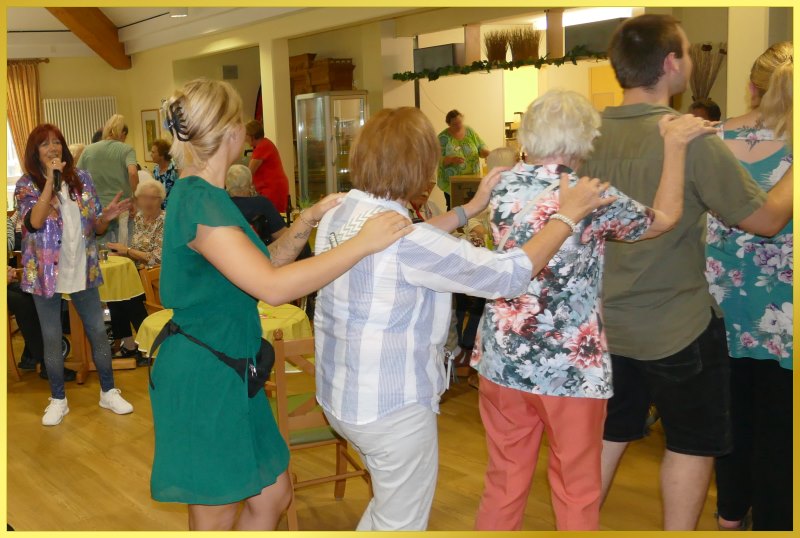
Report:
226,164,255,195
518,89,601,162
135,178,166,200
486,147,519,169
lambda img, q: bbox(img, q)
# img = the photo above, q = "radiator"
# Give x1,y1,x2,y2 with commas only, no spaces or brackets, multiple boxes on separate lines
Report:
42,96,117,146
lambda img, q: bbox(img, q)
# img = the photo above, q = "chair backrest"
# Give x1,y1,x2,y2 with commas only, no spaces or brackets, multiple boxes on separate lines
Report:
270,329,327,446
138,266,163,314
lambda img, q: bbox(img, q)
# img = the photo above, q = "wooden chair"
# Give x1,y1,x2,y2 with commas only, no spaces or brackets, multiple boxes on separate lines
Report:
138,266,163,315
7,310,21,382
268,329,370,530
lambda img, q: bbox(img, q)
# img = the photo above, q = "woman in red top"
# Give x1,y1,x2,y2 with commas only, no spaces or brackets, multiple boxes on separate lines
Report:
245,120,289,213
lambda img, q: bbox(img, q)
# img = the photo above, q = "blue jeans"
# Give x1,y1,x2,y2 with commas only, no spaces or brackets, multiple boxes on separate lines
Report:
96,214,135,248
32,287,115,399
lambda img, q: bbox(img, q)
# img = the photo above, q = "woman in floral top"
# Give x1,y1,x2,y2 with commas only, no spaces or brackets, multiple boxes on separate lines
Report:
151,138,178,209
106,178,166,360
705,42,793,532
15,123,135,426
437,110,489,208
472,90,715,530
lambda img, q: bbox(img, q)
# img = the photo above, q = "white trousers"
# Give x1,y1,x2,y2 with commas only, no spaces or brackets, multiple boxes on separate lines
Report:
324,404,439,531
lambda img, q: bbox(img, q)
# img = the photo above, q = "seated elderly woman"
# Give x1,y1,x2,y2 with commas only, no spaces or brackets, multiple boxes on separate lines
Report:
105,178,166,360
314,106,614,531
225,164,287,245
471,90,714,531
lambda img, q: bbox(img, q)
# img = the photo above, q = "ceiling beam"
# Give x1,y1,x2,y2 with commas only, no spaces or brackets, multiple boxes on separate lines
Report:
45,7,131,69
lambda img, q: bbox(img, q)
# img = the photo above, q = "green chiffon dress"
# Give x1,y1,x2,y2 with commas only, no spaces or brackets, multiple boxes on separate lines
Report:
149,176,289,505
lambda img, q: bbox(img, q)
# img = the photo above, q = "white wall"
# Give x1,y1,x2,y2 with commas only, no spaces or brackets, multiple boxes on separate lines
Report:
172,46,262,122
674,7,729,115
380,20,415,109
726,8,770,118
419,69,505,151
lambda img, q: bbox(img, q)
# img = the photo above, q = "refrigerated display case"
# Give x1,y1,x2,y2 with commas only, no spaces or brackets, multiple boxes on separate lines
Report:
295,91,368,202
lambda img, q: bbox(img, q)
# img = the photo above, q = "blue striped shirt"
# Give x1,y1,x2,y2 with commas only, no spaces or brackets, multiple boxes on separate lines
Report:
314,189,533,425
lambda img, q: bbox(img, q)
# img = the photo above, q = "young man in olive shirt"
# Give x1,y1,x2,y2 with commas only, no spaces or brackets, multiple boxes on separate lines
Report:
580,14,793,530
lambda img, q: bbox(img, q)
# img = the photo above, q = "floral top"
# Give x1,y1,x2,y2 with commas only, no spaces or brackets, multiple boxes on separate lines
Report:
437,126,487,193
705,125,793,369
131,211,165,268
153,161,178,209
473,163,654,399
15,169,105,298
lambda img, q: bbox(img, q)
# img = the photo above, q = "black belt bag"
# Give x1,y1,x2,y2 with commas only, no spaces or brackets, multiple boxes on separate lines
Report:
147,320,274,398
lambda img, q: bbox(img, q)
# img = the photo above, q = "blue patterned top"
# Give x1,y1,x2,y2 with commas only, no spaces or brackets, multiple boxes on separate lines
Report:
474,163,654,398
154,161,178,209
705,125,793,369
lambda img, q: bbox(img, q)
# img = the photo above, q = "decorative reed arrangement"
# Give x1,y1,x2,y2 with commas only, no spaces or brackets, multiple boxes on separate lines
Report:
484,30,509,63
689,42,727,101
508,27,543,62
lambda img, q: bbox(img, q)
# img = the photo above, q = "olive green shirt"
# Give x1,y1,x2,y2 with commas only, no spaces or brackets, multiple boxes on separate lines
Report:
579,103,767,360
77,139,137,207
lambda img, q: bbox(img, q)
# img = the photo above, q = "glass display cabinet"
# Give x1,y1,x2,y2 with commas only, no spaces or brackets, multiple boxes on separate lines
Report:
295,90,369,202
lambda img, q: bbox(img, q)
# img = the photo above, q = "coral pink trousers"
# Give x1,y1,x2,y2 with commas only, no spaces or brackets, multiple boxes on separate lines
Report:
475,376,607,531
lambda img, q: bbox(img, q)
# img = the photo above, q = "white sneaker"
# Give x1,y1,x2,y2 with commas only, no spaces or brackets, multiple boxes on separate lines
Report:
42,397,69,426
99,388,134,415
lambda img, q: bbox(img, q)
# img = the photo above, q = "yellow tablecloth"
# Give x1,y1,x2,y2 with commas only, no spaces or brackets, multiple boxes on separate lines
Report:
135,302,312,355
64,255,145,302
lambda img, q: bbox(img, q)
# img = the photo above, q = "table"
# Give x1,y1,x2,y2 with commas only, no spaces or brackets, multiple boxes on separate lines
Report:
65,256,146,384
136,302,312,356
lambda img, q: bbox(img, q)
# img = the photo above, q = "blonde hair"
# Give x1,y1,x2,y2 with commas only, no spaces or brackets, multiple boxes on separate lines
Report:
225,164,255,195
102,114,128,140
164,78,244,170
518,90,601,162
135,177,167,200
486,147,519,169
350,107,439,201
751,41,793,143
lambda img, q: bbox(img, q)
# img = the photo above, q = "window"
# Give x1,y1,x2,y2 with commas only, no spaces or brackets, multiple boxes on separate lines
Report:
7,122,22,211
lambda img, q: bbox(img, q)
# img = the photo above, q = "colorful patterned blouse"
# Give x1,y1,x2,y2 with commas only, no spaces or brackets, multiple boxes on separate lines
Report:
473,163,654,399
15,169,105,298
437,126,487,193
705,125,793,369
153,161,178,209
131,211,165,268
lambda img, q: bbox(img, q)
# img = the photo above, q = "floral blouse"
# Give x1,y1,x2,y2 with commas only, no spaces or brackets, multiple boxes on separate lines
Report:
15,169,105,298
705,125,793,369
437,126,487,193
473,163,654,399
131,211,165,268
153,161,178,209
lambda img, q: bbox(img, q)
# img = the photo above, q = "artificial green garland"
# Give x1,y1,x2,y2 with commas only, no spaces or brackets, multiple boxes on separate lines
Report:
393,45,607,82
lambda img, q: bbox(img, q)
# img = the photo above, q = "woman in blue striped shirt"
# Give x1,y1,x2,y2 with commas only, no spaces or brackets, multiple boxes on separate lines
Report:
314,106,614,531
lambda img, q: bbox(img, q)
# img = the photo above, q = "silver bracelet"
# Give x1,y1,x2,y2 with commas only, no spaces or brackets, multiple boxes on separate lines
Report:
454,205,468,228
550,213,581,233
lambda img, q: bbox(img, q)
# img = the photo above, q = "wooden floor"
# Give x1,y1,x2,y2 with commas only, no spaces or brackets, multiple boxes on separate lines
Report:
6,333,720,532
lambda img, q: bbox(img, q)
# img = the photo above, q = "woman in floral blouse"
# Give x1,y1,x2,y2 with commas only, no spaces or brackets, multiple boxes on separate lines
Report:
472,90,714,530
705,42,793,532
106,178,166,360
437,110,489,209
15,123,135,426
151,138,178,209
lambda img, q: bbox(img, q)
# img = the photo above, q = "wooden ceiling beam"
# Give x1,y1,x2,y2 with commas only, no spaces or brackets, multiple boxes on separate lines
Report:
46,7,131,70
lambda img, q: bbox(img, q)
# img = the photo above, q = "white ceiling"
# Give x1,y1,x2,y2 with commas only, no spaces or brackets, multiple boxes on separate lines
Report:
6,7,305,59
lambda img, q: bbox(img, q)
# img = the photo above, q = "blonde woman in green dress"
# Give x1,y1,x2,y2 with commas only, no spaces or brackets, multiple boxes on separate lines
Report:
150,79,412,531
437,109,490,209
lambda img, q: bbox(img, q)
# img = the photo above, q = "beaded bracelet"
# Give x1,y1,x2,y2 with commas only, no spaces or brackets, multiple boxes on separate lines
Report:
550,213,581,233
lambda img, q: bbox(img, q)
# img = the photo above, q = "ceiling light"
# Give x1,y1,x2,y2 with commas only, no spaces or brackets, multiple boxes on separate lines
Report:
169,8,188,18
532,7,634,30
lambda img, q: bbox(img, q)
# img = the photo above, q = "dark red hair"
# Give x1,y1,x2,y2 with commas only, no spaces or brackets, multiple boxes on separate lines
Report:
23,123,82,197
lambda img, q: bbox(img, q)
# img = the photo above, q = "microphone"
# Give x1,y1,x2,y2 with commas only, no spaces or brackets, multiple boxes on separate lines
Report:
53,169,62,194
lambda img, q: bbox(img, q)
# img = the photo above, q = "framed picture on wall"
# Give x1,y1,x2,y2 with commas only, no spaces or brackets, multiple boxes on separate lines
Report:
141,109,160,161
